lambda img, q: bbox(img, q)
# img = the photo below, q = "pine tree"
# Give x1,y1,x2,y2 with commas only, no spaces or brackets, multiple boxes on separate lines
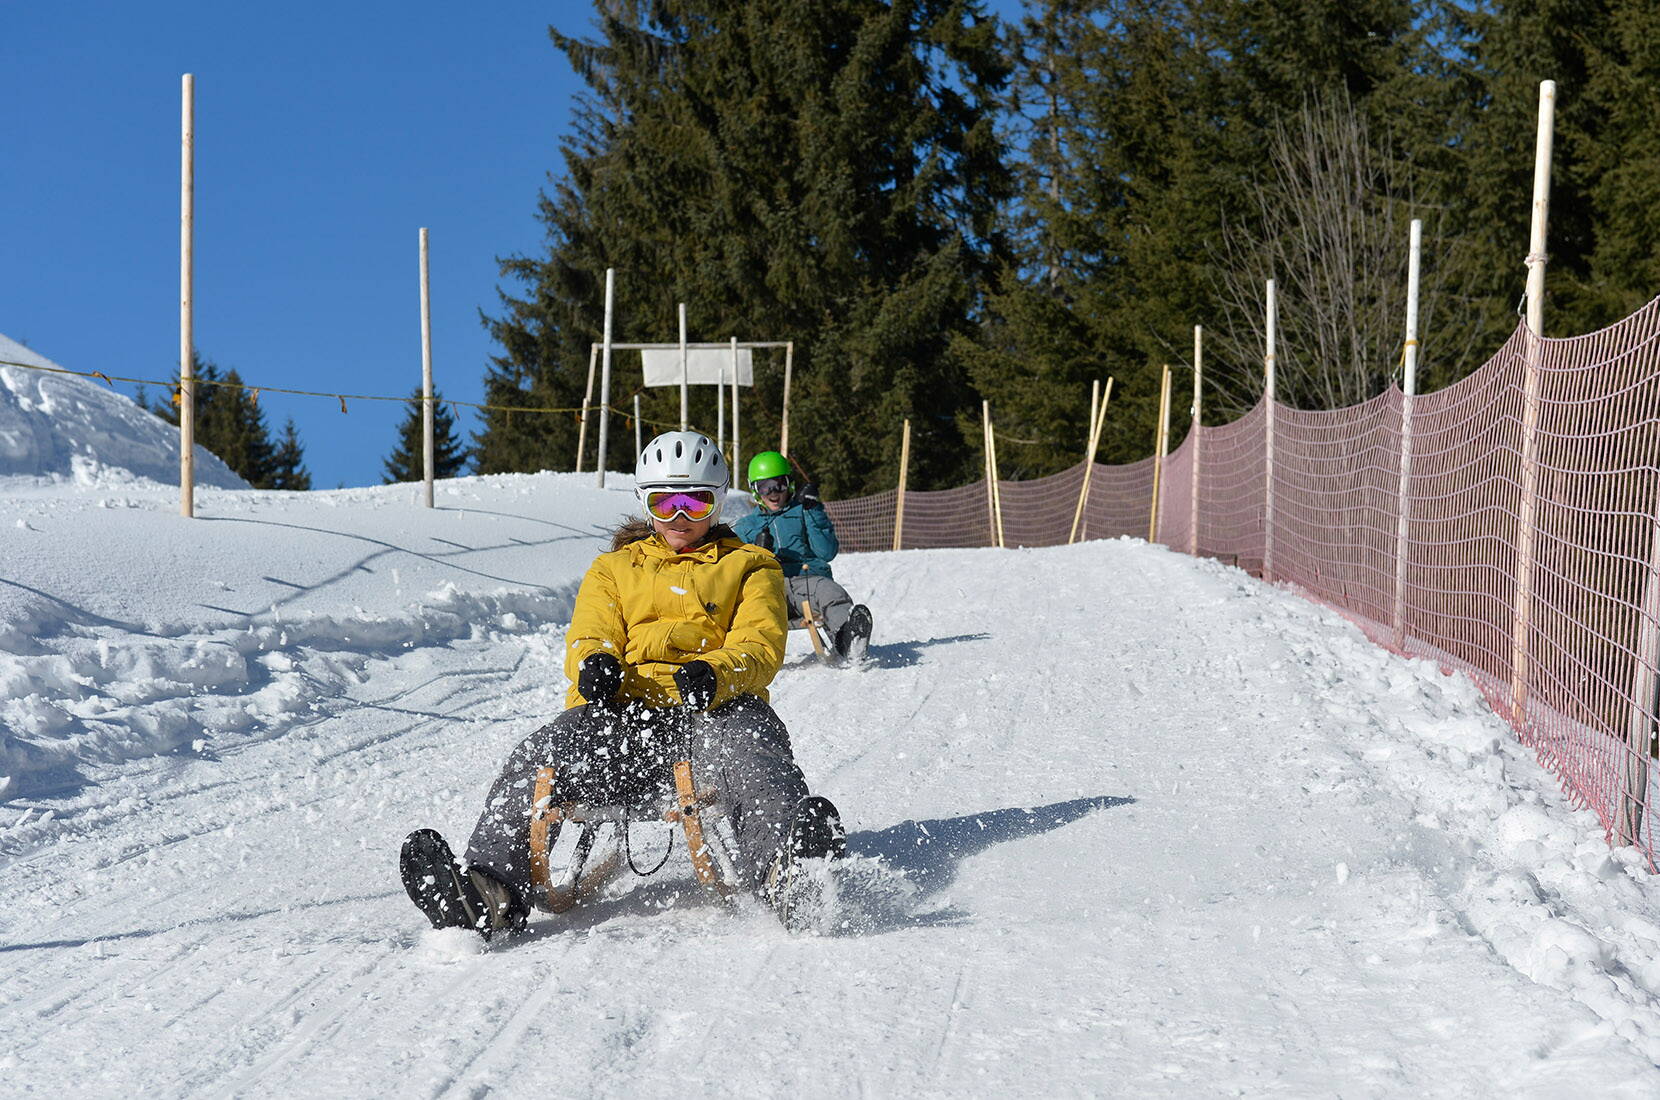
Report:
151,354,309,489
384,390,470,483
271,419,312,491
964,0,1467,474
480,0,1014,496
1583,0,1660,318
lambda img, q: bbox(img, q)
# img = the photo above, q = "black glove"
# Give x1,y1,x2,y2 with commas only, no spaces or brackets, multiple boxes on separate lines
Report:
673,660,718,710
577,653,624,706
754,525,775,551
798,482,821,509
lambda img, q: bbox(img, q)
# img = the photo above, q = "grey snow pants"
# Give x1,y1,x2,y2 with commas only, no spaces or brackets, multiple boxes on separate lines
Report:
465,696,809,903
786,574,855,641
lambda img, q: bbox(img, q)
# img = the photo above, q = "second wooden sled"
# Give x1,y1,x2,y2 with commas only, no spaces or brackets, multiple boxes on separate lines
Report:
799,598,840,667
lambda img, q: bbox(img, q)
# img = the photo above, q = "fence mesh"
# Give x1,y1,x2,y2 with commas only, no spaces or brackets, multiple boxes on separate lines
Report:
823,295,1660,866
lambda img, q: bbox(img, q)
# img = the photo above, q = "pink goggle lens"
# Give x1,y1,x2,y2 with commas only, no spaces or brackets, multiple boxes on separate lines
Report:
646,490,718,521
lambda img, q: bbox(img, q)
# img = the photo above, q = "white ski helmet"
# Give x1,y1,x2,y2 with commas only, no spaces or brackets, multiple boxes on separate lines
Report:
635,430,730,518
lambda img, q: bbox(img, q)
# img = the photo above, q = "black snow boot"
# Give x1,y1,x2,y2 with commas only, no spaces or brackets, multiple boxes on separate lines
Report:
400,829,525,940
764,796,848,931
834,604,873,664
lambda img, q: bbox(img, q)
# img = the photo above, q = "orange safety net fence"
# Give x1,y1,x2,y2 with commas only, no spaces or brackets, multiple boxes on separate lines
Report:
824,293,1660,865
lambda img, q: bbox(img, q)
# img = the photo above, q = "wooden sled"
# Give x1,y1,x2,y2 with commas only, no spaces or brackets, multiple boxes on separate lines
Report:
799,598,841,668
526,761,744,913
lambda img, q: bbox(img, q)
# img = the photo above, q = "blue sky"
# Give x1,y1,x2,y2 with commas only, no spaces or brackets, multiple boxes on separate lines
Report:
3,1,1023,488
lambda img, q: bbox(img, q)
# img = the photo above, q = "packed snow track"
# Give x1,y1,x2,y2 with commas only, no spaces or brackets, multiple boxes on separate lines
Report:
2,474,1659,1096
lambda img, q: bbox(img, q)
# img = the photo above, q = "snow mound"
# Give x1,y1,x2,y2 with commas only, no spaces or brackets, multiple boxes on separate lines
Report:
0,333,247,488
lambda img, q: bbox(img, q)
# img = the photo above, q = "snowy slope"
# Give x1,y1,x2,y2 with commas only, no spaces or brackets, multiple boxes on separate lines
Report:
3,474,1660,1096
0,333,246,489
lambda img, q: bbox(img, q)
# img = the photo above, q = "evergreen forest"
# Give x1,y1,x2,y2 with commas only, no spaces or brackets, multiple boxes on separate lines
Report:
477,0,1660,498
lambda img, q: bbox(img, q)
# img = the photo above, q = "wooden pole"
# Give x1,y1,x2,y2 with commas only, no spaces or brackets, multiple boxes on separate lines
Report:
780,342,794,457
731,336,741,486
1621,486,1660,846
1512,79,1556,714
1149,364,1172,543
1082,379,1099,542
1069,378,1113,544
1263,278,1278,581
633,392,643,461
892,418,911,551
419,227,435,508
595,268,614,488
678,303,689,431
1190,326,1202,556
988,407,1006,548
179,73,195,518
717,355,726,451
576,344,597,473
1088,378,1100,449
1393,219,1423,647
982,399,995,546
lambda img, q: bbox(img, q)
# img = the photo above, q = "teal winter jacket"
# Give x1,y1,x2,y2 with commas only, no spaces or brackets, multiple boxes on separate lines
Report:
733,498,839,579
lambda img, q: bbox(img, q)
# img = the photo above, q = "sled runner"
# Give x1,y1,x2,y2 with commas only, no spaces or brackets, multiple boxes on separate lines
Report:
526,756,744,912
799,598,838,667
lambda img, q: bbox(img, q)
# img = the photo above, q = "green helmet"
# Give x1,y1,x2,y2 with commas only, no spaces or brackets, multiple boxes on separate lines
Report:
747,451,791,483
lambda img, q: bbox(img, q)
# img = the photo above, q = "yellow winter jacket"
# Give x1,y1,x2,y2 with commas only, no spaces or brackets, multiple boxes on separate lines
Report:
563,522,787,710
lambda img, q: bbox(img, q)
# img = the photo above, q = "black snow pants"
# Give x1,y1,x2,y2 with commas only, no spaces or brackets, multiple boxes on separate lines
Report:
465,696,809,905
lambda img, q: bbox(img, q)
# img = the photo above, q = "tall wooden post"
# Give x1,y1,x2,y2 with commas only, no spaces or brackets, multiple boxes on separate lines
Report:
1087,378,1100,453
419,227,435,508
1149,364,1172,544
780,342,793,457
179,73,195,518
1512,79,1556,714
678,303,689,431
987,406,1006,548
730,336,741,485
1393,219,1423,647
633,392,643,461
892,418,911,551
1190,326,1202,556
576,344,597,473
595,268,615,488
1263,279,1278,581
982,399,996,547
1622,484,1660,847
1070,378,1112,544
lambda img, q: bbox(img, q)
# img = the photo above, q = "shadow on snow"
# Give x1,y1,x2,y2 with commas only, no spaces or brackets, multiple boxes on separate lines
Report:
512,794,1135,940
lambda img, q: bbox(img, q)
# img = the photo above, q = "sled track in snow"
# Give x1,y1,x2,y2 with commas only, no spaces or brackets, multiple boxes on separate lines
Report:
4,541,1660,1094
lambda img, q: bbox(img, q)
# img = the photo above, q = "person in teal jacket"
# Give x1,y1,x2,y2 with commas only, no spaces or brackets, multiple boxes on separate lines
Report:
733,451,873,662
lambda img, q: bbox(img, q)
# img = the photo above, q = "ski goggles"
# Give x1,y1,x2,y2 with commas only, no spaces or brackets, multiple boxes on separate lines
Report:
642,488,719,521
752,476,791,497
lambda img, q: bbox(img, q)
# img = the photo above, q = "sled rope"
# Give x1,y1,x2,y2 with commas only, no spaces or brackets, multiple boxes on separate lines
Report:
624,817,674,876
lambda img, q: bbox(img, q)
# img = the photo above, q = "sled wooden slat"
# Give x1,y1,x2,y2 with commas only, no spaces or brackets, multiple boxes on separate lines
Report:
529,766,557,902
801,598,829,663
673,760,719,886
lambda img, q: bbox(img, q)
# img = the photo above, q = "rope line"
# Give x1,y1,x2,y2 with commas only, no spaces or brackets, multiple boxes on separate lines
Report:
0,356,609,417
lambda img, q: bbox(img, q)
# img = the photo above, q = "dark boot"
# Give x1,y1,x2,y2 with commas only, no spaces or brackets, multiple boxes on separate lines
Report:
763,796,847,930
400,829,525,939
834,604,873,663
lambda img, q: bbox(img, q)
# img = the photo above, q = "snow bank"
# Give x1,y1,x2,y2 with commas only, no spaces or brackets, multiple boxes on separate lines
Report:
1213,558,1660,1065
0,332,246,488
0,472,649,798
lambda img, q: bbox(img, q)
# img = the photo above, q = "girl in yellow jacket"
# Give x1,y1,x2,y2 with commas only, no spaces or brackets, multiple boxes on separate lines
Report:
400,431,845,937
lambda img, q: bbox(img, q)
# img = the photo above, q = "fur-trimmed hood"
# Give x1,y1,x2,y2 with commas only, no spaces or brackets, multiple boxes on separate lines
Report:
608,516,738,553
